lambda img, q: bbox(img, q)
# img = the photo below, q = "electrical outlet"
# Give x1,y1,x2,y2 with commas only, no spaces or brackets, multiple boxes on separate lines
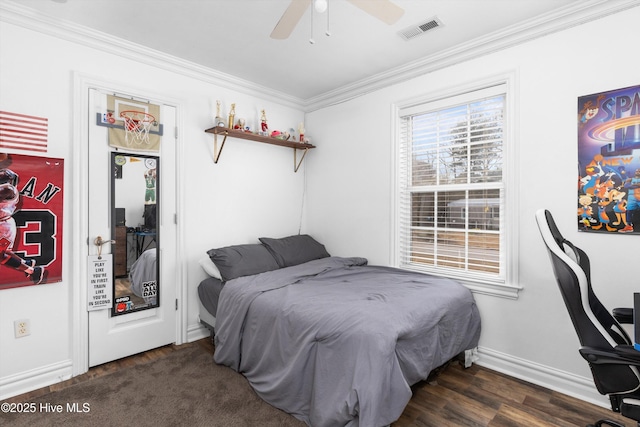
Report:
14,319,30,338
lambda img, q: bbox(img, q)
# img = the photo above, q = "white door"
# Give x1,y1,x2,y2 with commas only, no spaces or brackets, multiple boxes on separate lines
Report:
87,88,177,367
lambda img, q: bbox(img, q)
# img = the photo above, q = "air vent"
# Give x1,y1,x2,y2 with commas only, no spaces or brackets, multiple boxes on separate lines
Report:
398,17,443,41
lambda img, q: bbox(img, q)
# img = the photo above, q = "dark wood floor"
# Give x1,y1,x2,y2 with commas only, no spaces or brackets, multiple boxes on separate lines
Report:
3,338,631,427
395,361,630,427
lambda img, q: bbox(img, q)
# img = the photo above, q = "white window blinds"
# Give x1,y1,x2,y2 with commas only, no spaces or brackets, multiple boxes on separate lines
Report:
398,84,506,284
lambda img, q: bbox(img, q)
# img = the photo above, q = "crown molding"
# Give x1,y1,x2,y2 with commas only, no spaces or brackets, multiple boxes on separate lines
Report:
2,0,638,113
303,0,640,111
0,1,306,110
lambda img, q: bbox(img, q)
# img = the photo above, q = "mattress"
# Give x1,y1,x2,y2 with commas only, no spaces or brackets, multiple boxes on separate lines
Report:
197,276,224,330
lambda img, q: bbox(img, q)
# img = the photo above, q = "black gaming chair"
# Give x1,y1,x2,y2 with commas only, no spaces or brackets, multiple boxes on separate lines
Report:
535,209,640,427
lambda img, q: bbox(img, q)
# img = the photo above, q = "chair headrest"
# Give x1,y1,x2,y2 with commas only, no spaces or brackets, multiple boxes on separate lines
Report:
535,209,581,263
543,209,565,249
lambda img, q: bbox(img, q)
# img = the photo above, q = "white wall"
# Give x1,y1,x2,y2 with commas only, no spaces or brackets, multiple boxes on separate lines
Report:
304,6,639,406
0,17,307,398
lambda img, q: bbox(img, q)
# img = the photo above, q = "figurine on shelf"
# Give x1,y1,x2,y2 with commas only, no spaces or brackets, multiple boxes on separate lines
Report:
298,122,305,142
228,103,236,129
260,109,268,135
215,100,225,127
234,118,246,130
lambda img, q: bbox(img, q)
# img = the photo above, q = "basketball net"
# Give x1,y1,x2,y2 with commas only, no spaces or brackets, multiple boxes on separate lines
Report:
120,111,156,146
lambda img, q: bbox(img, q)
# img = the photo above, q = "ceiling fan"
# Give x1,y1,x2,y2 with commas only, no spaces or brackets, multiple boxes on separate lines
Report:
270,0,405,39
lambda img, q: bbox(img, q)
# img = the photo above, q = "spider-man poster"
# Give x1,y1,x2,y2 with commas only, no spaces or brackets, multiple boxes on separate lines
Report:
578,85,640,234
0,153,64,289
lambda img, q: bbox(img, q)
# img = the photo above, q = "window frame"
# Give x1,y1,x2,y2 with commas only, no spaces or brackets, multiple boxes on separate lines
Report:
392,73,521,299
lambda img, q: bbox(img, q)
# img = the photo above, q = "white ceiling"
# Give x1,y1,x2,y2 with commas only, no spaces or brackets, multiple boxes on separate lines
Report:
6,0,639,104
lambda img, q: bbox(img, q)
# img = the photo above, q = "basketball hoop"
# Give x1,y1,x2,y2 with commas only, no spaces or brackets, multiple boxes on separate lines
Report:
120,111,156,146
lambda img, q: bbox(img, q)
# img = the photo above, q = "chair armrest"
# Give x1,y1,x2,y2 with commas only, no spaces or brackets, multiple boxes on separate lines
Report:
579,345,640,366
613,307,633,324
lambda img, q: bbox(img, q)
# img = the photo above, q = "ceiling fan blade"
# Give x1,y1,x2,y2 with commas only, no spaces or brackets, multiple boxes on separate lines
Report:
346,0,404,25
270,0,312,39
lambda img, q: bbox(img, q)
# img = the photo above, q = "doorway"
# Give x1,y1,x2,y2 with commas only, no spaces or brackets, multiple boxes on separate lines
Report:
82,85,180,367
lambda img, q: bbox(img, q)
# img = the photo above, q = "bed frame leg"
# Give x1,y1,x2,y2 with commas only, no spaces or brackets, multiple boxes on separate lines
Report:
463,348,479,368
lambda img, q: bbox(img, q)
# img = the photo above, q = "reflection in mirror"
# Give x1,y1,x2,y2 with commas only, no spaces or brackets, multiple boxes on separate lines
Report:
111,153,159,315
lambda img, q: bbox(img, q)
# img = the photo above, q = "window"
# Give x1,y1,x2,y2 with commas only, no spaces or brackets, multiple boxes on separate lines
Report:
396,81,519,298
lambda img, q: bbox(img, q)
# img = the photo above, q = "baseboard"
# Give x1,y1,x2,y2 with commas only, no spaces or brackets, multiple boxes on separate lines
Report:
0,341,609,408
0,359,73,401
186,321,211,343
1,325,209,401
476,346,609,408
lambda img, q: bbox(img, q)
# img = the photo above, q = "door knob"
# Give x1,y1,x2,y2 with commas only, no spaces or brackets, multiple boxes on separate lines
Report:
94,236,116,246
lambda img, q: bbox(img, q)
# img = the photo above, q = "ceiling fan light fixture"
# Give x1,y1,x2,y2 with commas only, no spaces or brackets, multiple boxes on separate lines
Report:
272,0,405,41
314,0,328,13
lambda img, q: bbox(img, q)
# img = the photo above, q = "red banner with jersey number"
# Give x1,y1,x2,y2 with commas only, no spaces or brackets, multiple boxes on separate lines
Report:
0,153,64,289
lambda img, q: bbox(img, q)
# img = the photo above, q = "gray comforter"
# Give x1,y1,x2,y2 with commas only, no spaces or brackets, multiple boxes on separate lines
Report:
214,257,481,427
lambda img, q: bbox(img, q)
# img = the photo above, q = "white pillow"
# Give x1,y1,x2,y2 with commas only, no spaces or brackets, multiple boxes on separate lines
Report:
198,255,222,280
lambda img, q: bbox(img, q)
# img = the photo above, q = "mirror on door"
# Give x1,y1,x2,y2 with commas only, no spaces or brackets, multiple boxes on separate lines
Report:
111,152,159,315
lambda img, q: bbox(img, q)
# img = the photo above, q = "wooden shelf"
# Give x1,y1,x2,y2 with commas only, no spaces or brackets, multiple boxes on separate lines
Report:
205,126,315,172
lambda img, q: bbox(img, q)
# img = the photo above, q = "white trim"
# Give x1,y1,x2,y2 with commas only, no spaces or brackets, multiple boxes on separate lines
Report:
389,104,401,268
392,71,520,299
477,346,611,408
0,343,610,411
458,277,522,300
0,360,72,401
399,84,507,117
0,1,304,110
71,73,90,376
175,103,188,349
503,71,520,294
2,0,637,112
72,72,186,377
304,0,639,111
187,324,212,344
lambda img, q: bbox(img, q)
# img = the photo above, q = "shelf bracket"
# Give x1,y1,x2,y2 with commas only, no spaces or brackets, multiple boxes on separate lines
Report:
213,130,228,163
293,147,309,173
206,126,314,171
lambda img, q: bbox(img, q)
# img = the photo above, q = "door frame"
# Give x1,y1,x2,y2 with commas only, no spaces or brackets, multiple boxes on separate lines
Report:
72,72,186,376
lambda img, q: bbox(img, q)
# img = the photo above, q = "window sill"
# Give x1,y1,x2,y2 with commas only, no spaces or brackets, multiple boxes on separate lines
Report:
399,265,522,299
459,279,522,299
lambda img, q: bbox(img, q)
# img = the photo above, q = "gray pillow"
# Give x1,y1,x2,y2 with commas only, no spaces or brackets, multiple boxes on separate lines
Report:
259,234,330,268
207,244,279,281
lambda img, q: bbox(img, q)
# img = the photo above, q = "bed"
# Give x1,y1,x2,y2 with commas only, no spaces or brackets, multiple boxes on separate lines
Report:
197,235,481,427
